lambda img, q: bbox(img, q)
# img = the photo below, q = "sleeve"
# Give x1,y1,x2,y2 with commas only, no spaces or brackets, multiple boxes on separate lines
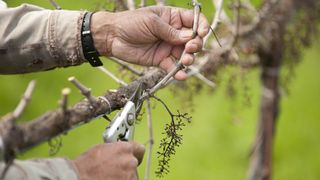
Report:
0,0,7,9
0,4,86,74
0,158,79,180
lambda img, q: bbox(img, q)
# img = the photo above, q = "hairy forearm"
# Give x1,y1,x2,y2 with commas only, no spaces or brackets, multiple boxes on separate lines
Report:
0,4,86,74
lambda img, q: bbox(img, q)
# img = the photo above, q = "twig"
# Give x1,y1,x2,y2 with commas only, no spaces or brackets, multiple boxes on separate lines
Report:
203,0,224,44
0,160,13,180
68,77,97,104
235,0,280,36
165,66,216,89
193,0,224,73
140,0,146,7
188,66,216,88
231,0,241,47
191,1,201,37
155,0,165,6
12,80,36,121
210,26,222,47
60,88,70,112
115,0,129,11
127,0,135,10
48,0,61,10
110,57,144,76
144,99,153,180
97,66,128,86
143,3,201,98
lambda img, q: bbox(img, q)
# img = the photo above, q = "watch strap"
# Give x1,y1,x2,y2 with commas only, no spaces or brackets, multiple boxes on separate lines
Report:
81,12,103,67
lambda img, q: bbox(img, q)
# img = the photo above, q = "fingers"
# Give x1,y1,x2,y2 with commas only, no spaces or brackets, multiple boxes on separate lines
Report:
178,9,209,38
130,142,145,165
158,36,202,80
175,70,188,80
155,18,194,45
159,56,188,81
181,53,195,66
100,142,145,165
185,36,203,53
179,9,194,28
197,13,210,37
171,36,202,63
152,6,209,45
171,45,184,59
74,142,143,180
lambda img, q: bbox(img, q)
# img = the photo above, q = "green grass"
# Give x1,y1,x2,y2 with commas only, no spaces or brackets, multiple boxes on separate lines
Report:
0,1,319,179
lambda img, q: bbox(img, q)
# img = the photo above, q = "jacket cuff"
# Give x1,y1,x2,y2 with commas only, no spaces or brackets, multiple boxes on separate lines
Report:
0,158,78,179
48,10,86,67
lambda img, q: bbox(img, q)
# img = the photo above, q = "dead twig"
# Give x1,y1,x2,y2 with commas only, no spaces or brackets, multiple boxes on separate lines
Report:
127,0,135,10
203,0,224,44
59,88,70,113
144,99,154,180
48,0,61,10
12,80,36,122
97,66,128,86
68,77,97,105
156,0,165,6
110,57,144,76
140,0,146,7
231,0,241,47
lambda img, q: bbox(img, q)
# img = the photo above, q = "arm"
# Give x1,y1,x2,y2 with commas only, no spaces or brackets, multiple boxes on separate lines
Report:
1,142,145,180
0,4,209,79
1,158,78,180
0,0,6,9
0,4,85,74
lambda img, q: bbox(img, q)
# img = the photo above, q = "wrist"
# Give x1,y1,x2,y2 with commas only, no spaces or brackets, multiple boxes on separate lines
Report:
81,12,103,66
72,159,88,180
91,11,116,57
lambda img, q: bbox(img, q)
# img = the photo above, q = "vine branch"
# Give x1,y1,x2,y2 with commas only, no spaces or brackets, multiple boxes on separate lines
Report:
144,99,154,180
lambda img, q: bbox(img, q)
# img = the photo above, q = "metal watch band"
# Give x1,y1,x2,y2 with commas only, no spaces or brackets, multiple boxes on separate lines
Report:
81,12,103,67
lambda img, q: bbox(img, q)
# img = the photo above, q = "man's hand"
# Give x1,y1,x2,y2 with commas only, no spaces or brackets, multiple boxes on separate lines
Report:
73,142,145,180
91,6,209,80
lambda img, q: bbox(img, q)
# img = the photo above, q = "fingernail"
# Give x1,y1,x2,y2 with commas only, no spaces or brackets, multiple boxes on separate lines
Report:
180,30,193,39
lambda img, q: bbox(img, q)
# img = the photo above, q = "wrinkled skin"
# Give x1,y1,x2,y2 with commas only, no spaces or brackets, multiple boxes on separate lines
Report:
73,142,145,180
92,6,209,80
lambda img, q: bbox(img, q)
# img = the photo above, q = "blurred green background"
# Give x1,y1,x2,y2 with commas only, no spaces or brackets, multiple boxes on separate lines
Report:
1,0,319,179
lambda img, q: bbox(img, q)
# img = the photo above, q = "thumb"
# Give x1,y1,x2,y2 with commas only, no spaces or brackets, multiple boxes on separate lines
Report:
155,19,194,45
131,142,145,165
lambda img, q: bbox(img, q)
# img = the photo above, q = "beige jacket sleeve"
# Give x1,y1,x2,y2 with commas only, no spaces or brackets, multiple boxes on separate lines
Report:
0,4,86,74
0,158,79,180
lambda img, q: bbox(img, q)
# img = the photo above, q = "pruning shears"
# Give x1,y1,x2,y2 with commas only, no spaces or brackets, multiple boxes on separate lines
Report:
103,84,144,143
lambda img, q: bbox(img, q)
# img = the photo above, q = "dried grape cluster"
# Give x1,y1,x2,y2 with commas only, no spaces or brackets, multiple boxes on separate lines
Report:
155,110,191,177
152,96,191,177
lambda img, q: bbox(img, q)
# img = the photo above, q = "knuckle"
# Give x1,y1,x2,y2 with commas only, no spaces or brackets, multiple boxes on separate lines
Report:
168,28,178,40
128,157,139,168
149,14,159,23
120,155,138,171
117,142,133,153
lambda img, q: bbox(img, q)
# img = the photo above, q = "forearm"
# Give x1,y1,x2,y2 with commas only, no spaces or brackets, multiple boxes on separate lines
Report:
0,4,86,74
0,158,79,180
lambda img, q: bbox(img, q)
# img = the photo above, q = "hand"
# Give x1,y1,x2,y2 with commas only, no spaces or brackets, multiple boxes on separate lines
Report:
72,142,145,180
91,6,209,80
